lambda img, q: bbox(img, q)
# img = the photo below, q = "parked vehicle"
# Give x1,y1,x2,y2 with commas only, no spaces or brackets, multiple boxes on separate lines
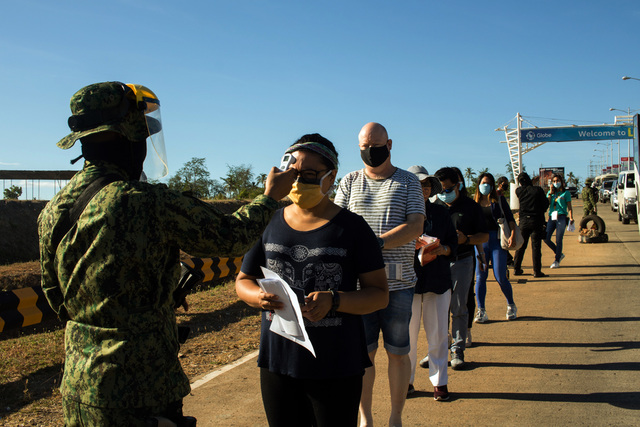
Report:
566,186,578,198
610,179,618,211
599,180,616,203
617,171,637,224
594,173,617,188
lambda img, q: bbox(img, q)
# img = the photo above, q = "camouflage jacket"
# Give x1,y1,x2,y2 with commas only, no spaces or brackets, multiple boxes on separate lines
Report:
581,186,597,213
38,161,278,408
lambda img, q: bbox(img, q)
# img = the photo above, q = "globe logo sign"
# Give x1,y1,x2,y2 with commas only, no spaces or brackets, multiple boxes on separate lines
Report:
526,131,535,141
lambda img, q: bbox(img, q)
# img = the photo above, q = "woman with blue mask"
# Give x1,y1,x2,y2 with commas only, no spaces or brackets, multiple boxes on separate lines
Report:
472,173,518,323
544,174,574,269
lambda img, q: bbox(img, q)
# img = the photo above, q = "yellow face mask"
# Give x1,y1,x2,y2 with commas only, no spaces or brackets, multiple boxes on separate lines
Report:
288,171,332,209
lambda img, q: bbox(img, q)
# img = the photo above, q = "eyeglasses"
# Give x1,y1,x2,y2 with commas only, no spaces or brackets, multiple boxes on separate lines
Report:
295,168,330,185
440,184,457,194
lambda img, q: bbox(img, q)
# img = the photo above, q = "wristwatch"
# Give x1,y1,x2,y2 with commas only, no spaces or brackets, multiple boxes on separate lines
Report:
329,288,341,314
377,237,385,249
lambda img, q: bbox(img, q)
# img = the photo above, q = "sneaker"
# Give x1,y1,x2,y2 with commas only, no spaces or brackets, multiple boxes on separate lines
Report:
550,261,559,269
506,304,517,320
434,385,450,401
559,253,565,263
513,268,524,276
451,353,465,370
407,384,415,396
419,355,429,369
533,271,548,278
466,330,473,348
473,308,488,324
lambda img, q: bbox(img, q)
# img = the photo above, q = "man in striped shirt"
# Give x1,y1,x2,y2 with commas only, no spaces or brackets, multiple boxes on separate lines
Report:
335,122,425,427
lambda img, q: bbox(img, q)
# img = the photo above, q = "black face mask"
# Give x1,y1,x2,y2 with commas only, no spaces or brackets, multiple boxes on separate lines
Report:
360,145,389,167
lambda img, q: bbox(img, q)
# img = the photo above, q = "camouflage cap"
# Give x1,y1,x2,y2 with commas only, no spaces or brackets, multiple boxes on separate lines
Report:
57,82,149,149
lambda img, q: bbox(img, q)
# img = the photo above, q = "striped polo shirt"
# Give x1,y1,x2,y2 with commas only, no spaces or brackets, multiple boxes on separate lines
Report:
334,167,425,291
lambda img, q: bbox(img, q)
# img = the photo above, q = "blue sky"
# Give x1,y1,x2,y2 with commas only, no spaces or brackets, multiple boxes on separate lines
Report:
1,0,639,199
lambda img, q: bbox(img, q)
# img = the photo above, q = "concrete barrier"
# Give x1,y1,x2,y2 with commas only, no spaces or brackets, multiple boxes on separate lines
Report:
0,286,55,332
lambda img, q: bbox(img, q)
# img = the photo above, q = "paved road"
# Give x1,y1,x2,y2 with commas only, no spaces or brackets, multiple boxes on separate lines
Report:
184,199,640,426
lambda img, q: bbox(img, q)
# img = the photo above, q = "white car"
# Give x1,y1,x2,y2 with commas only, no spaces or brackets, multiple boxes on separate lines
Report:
610,179,618,211
617,171,637,224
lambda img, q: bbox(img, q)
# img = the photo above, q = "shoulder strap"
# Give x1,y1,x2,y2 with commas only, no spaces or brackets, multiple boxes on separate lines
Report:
51,174,121,251
497,197,506,218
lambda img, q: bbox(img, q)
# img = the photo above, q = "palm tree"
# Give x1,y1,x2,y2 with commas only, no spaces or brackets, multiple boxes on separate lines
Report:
463,167,475,188
566,171,577,186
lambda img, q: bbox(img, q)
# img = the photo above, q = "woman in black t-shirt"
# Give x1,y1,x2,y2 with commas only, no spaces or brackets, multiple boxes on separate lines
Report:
236,134,388,427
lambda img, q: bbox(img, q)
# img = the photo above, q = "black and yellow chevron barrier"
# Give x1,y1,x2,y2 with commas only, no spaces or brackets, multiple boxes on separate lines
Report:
0,286,56,332
181,257,243,283
0,257,243,333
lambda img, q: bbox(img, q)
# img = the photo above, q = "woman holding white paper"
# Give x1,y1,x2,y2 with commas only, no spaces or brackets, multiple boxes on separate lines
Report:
406,165,457,401
544,173,574,269
236,134,388,427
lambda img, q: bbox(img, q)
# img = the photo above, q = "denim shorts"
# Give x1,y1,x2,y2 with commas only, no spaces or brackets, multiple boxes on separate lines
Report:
362,287,414,355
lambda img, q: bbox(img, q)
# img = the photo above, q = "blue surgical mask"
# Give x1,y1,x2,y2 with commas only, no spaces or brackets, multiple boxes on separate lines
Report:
437,190,457,204
553,182,561,189
479,183,492,195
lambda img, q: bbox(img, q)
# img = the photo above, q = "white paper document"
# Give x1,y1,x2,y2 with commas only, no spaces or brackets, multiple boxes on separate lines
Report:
257,266,316,357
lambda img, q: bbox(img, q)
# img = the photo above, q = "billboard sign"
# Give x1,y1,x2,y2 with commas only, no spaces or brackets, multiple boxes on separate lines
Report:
521,125,634,143
539,167,564,191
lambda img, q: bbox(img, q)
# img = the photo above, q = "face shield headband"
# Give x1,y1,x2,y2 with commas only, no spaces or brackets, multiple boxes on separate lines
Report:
126,84,168,180
285,142,338,170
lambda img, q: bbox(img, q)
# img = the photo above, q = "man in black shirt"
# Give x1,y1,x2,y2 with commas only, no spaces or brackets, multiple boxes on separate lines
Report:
513,172,550,277
434,167,488,370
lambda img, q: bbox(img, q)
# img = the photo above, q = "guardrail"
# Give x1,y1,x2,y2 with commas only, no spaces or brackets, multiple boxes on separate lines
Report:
0,256,243,333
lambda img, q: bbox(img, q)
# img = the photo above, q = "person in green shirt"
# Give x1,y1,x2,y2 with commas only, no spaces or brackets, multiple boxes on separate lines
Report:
544,174,574,269
38,81,295,426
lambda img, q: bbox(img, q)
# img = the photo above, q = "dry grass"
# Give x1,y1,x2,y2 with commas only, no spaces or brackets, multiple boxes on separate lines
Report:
0,280,261,426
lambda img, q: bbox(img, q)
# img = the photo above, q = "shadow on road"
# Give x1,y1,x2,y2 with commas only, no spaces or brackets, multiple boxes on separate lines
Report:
516,315,640,322
474,340,640,351
409,391,640,410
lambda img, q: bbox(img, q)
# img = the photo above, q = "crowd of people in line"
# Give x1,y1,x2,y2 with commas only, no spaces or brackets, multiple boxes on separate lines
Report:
40,81,579,427
236,122,580,426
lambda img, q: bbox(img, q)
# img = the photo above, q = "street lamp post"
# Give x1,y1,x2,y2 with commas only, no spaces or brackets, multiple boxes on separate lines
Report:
610,107,640,171
622,76,640,82
596,142,613,172
593,148,607,174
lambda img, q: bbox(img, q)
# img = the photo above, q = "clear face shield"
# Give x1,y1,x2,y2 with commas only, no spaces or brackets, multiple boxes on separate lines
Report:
126,84,169,180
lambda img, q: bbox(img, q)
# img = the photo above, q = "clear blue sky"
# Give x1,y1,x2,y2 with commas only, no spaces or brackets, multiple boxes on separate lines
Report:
2,0,639,199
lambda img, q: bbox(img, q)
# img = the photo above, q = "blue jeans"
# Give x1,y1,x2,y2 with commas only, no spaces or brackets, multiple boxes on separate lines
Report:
363,288,414,355
475,230,514,308
544,214,567,262
449,256,474,356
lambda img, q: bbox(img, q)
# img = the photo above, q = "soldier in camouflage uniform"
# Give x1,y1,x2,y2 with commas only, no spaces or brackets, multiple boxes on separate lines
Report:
581,178,598,217
38,82,295,426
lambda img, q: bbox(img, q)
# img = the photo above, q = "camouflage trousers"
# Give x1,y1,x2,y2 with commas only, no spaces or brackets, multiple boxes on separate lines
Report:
63,397,188,426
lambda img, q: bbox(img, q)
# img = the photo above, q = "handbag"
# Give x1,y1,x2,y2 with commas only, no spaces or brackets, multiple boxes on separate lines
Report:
497,199,524,251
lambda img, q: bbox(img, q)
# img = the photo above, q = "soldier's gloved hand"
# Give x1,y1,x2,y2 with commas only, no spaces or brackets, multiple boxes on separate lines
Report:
264,167,296,201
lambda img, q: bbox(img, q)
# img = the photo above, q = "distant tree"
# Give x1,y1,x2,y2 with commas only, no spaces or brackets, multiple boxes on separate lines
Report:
168,157,215,199
330,177,341,199
505,162,526,182
222,164,261,199
3,185,22,199
566,171,578,186
463,167,475,188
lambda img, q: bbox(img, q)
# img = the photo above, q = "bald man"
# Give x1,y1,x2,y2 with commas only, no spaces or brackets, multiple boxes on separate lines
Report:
335,122,425,427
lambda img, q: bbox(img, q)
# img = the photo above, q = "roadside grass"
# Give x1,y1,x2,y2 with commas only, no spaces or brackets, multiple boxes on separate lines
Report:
0,280,261,426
